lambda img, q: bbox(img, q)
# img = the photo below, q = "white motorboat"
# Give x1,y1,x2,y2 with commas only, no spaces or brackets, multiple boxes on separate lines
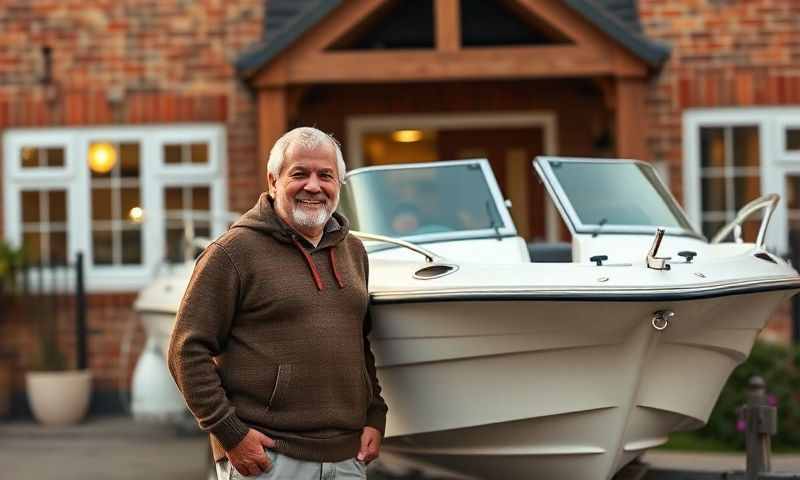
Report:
134,157,800,480
337,157,800,480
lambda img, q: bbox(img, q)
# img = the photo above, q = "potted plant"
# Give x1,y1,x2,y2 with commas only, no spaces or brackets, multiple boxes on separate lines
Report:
22,252,92,426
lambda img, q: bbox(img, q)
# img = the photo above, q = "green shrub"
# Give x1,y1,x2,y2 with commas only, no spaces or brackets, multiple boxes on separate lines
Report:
696,340,800,450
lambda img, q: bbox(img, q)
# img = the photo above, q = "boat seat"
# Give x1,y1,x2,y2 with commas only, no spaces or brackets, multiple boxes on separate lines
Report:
528,242,572,263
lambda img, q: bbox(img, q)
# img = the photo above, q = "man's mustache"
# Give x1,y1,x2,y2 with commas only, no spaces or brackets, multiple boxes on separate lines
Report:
295,194,329,202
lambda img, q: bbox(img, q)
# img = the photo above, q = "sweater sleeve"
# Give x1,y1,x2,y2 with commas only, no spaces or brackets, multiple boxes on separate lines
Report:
360,246,389,434
167,242,249,451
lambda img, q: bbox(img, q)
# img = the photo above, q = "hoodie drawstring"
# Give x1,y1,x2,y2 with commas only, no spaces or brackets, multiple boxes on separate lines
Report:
290,237,345,290
329,248,345,289
291,237,324,291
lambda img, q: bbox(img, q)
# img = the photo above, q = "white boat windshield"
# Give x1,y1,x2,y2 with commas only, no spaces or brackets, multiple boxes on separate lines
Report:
340,160,516,242
534,157,701,238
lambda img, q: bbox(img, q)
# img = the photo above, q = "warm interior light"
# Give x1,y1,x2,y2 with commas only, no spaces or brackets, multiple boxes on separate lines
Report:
88,143,117,173
128,206,144,223
391,130,424,143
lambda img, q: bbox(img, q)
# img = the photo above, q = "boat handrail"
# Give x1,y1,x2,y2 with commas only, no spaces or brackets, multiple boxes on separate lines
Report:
711,194,779,246
351,231,441,263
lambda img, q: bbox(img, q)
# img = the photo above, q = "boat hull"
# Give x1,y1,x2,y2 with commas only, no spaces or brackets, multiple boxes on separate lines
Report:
371,290,794,480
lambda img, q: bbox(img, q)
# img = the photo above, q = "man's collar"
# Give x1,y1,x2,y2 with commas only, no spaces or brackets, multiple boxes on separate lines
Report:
324,216,341,233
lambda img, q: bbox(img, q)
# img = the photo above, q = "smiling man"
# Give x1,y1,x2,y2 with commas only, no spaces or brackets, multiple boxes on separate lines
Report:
168,127,387,480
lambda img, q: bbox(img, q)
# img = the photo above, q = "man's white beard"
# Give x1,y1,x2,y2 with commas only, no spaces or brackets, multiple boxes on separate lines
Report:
292,206,330,228
290,193,339,229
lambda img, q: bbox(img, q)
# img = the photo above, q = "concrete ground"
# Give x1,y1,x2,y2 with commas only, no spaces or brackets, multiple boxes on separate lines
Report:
1,415,799,479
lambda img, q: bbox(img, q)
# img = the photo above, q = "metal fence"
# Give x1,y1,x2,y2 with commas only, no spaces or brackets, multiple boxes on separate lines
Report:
2,252,87,370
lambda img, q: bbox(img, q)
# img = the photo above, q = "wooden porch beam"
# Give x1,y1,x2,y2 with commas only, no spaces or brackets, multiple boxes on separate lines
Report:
615,77,649,160
435,0,460,52
275,46,623,85
257,87,288,191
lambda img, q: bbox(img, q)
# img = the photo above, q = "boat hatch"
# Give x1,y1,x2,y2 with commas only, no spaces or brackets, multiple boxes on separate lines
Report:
339,159,517,245
533,157,702,239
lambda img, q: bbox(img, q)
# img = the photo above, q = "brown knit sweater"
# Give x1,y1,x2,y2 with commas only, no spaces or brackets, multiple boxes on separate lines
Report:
168,193,387,462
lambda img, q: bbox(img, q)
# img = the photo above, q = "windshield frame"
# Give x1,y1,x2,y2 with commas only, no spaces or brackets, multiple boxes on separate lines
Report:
342,159,518,243
533,156,705,240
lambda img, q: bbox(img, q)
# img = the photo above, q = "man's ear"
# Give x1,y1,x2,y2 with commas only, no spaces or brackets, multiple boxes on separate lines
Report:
267,171,277,198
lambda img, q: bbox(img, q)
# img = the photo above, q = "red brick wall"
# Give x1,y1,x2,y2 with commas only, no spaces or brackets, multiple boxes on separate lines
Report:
0,0,265,410
639,0,800,342
639,0,800,201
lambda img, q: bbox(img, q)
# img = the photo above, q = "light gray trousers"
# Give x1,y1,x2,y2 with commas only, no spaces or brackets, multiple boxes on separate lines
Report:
215,449,367,480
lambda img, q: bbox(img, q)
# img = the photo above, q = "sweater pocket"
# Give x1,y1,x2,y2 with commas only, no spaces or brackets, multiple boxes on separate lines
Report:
266,364,289,411
265,361,369,431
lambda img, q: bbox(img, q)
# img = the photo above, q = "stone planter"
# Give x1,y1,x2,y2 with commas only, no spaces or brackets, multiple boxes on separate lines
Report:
25,370,92,425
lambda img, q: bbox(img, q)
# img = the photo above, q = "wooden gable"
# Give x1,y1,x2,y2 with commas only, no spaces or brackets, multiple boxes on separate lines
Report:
251,0,652,88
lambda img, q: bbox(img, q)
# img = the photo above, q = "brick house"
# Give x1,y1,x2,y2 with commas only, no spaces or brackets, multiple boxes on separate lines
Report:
0,0,796,415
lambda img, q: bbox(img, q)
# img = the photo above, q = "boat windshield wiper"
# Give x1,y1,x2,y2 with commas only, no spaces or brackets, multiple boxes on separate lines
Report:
485,200,502,241
592,218,608,238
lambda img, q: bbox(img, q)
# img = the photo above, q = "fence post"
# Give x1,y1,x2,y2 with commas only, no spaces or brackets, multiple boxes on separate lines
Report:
745,376,776,480
75,252,87,371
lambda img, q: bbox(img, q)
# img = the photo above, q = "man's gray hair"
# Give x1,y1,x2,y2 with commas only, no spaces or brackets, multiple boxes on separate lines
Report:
267,127,346,184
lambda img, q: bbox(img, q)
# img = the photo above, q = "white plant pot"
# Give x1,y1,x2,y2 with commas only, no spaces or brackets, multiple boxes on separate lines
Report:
26,370,92,426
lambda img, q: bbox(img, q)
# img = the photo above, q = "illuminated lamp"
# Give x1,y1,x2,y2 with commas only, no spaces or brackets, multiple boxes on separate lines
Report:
88,143,117,173
391,130,424,143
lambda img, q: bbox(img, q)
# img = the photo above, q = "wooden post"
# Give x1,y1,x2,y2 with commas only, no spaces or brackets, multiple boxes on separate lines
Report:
257,87,288,191
435,0,460,52
745,375,776,480
615,76,649,160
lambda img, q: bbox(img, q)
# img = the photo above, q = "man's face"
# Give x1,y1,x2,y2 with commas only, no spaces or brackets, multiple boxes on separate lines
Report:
269,142,340,235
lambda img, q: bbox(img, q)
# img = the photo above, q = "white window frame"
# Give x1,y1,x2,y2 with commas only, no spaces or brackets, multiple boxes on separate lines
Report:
3,124,228,292
683,108,800,254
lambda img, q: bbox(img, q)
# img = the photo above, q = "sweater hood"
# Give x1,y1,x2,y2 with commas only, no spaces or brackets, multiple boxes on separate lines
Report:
231,192,350,250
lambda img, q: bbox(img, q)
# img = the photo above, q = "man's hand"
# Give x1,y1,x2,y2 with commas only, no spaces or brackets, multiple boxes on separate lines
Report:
357,426,382,464
226,429,276,476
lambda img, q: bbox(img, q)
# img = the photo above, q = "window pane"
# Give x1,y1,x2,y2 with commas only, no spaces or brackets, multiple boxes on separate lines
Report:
23,232,42,263
192,186,210,210
21,147,40,168
734,175,760,209
164,144,182,164
166,227,184,263
49,231,68,264
92,230,114,265
786,128,800,151
196,225,211,239
21,191,41,222
121,229,142,264
700,127,725,168
190,143,208,164
121,188,141,220
786,175,800,209
733,126,759,168
48,190,67,223
92,188,113,221
165,187,183,210
119,143,140,178
701,177,727,212
45,147,64,167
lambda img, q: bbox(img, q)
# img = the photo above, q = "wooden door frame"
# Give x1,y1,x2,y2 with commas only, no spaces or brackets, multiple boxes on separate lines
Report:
345,111,561,241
